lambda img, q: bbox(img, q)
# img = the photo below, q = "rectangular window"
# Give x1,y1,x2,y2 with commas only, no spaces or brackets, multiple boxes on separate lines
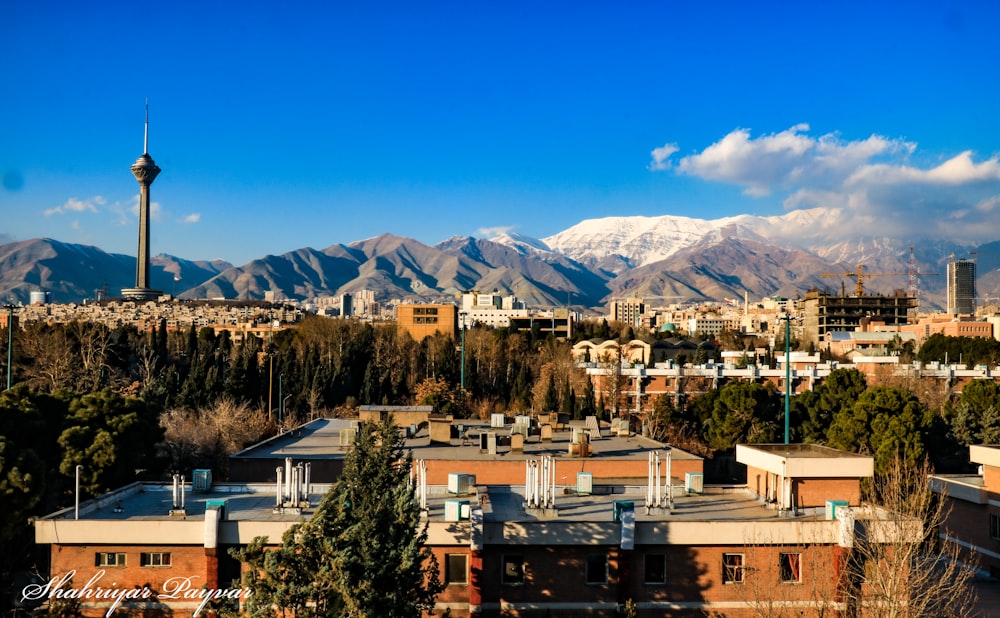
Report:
779,553,801,583
644,553,667,584
445,554,468,585
991,514,1000,541
585,554,608,585
722,553,744,584
502,555,524,585
95,552,126,567
140,552,172,567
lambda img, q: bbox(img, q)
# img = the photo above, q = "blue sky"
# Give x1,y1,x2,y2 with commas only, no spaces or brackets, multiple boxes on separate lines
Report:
2,2,1000,265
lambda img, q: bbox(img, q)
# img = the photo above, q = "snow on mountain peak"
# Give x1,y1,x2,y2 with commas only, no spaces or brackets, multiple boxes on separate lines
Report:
540,208,839,267
488,231,553,254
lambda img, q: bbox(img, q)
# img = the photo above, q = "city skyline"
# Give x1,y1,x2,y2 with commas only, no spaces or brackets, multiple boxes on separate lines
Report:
3,3,1000,266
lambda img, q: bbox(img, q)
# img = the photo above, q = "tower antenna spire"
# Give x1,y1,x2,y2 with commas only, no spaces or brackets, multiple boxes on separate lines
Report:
144,98,149,154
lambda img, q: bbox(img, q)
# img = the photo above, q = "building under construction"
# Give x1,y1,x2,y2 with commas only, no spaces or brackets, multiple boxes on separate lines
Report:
801,290,916,347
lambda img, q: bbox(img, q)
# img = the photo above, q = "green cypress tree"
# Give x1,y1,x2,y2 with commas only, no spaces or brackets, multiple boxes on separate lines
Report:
236,417,443,617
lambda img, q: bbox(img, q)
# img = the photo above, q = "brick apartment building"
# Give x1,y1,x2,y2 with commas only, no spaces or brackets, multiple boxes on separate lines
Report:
933,445,1000,579
29,411,903,617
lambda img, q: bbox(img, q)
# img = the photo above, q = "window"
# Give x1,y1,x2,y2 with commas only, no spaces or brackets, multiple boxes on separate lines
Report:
585,554,608,585
140,552,172,567
445,554,468,585
722,553,744,584
95,552,126,567
991,514,1000,541
644,553,667,584
502,555,524,585
779,553,801,583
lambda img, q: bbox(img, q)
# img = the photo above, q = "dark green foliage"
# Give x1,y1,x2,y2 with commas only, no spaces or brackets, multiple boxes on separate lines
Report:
236,418,443,617
705,382,781,450
543,373,558,412
790,368,868,443
57,389,164,494
949,379,1000,446
827,386,934,472
579,379,597,420
917,333,1000,368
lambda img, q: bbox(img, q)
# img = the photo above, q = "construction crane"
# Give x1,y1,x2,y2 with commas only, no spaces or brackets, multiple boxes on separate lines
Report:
821,264,907,296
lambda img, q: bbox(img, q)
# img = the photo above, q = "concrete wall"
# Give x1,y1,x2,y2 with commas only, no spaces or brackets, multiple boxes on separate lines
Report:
422,457,703,486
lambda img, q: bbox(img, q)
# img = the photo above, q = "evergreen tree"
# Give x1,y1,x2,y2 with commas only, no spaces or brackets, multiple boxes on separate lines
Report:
236,418,443,617
543,373,559,412
579,379,597,420
560,379,574,416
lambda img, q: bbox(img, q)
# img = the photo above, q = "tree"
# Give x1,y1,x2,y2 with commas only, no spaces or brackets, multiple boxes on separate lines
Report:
949,379,1000,446
841,458,977,618
542,373,558,412
57,390,164,494
414,376,469,418
236,418,443,617
705,382,781,451
826,386,933,473
791,368,868,444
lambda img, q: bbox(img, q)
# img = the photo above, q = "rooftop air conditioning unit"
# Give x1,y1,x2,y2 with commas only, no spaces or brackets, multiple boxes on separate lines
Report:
685,472,704,495
444,500,469,522
825,499,849,520
448,473,476,495
491,413,506,428
192,469,212,493
340,427,357,446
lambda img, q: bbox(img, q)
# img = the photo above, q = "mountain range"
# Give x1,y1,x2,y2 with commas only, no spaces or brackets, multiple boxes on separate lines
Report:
3,208,1000,311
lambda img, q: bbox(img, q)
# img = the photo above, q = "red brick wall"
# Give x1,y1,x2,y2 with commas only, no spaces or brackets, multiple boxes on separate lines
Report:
46,544,210,617
794,478,861,508
944,496,1000,574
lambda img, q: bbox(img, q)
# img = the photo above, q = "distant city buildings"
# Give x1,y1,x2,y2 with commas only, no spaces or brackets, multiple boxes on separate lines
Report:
947,258,977,316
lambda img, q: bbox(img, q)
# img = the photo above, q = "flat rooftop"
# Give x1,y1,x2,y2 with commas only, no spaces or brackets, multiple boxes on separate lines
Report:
231,417,702,464
747,443,873,459
45,481,808,525
40,482,330,523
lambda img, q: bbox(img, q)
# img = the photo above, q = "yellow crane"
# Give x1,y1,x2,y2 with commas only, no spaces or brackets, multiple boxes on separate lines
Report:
821,264,907,296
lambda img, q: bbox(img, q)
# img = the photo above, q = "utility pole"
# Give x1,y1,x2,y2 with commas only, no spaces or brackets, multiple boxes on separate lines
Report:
782,312,791,444
5,304,14,390
459,311,468,390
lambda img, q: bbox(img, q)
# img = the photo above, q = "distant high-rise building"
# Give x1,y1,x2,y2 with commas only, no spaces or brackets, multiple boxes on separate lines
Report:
340,293,353,317
947,259,976,315
610,297,645,329
122,103,163,301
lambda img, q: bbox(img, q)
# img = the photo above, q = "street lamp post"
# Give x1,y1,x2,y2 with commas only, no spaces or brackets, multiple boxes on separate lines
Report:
5,304,14,390
782,312,792,444
282,395,292,424
278,373,283,424
75,464,83,520
459,311,468,390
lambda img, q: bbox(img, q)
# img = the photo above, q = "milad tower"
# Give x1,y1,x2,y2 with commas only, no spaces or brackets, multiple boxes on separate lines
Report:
121,102,163,300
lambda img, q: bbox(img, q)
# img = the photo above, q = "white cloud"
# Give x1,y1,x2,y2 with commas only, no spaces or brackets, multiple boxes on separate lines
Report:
649,143,679,171
477,225,515,238
182,213,201,224
661,125,1000,243
44,195,106,216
